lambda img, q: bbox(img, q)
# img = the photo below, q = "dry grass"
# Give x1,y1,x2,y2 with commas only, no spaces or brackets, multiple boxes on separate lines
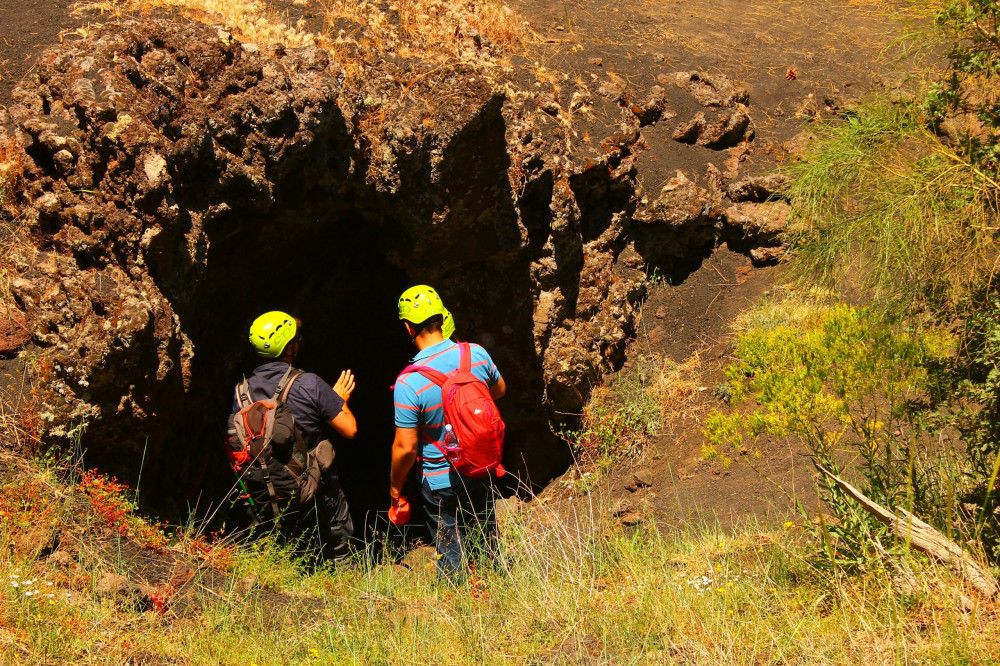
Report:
568,353,701,470
78,0,530,68
0,454,998,663
0,134,24,217
81,0,322,47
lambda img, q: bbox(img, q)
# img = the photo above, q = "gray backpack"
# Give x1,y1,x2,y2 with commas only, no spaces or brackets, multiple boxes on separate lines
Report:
226,365,328,520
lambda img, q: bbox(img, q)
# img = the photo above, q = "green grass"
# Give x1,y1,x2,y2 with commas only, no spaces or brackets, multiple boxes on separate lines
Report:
565,353,697,474
1,456,997,664
785,99,1000,314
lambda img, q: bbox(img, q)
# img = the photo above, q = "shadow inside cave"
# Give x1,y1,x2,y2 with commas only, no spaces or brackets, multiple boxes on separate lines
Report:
78,94,574,546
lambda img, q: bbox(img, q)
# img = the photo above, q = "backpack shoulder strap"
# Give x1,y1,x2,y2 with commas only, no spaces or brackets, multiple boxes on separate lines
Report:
393,364,449,389
458,342,472,373
277,369,303,404
235,377,253,411
272,364,297,402
411,366,450,387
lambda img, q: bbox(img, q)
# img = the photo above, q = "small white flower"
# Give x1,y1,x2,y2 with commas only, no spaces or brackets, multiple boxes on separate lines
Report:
9,574,19,579
46,582,52,587
10,582,18,588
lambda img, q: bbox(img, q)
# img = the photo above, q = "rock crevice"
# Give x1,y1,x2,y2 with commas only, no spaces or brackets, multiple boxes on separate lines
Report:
8,19,791,516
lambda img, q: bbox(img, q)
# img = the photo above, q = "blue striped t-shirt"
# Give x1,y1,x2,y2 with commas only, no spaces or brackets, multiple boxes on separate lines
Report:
393,339,501,490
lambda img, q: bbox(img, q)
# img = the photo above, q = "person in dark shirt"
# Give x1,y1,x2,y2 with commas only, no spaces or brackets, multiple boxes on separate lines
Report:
237,311,358,561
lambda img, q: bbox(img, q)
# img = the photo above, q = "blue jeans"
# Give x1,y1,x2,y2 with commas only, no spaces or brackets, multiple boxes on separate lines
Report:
421,474,497,581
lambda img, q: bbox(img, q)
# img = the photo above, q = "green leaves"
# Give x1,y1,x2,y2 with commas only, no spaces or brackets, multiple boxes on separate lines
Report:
932,1,1000,167
705,297,956,568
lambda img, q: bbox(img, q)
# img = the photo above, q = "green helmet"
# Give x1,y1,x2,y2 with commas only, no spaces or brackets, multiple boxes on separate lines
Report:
398,285,447,325
249,311,297,358
443,309,455,339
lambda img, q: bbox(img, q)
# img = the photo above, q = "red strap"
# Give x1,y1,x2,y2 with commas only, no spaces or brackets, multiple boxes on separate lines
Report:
459,342,471,373
412,366,449,386
391,342,469,390
391,364,422,390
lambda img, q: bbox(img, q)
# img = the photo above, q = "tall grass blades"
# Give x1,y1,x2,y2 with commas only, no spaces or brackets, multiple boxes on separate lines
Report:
1,452,997,663
786,101,1000,314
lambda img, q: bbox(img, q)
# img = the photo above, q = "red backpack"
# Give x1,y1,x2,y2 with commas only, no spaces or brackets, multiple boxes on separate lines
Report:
398,342,506,478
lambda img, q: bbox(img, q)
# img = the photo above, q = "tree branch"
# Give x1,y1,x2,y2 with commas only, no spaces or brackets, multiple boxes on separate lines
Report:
816,463,999,597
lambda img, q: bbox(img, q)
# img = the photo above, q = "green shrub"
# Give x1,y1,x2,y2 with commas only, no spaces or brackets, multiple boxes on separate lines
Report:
786,100,1000,314
942,294,1000,558
704,295,960,567
929,0,1000,168
567,355,669,466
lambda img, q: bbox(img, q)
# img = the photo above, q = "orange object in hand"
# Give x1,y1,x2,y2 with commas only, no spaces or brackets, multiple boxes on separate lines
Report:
389,496,411,525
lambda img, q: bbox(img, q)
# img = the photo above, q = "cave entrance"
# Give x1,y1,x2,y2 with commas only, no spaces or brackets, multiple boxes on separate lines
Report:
212,225,418,538
156,173,568,540
57,85,573,538
173,207,561,539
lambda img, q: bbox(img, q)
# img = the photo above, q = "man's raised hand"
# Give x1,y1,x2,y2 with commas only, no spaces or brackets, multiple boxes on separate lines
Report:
333,370,356,402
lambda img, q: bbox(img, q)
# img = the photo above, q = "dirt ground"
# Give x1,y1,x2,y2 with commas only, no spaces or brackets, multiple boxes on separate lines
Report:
589,249,820,527
0,0,82,118
0,0,913,526
513,0,918,187
514,0,913,525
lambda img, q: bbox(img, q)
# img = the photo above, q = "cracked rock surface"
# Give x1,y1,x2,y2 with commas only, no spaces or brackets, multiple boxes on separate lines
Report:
8,18,788,509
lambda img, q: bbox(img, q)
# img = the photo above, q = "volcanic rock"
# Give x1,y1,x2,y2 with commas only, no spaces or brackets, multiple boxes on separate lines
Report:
725,174,789,203
673,107,755,149
724,201,792,239
670,71,749,108
630,85,667,126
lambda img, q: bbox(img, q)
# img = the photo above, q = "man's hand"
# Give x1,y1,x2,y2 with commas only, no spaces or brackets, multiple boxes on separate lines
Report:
389,496,411,525
333,370,355,402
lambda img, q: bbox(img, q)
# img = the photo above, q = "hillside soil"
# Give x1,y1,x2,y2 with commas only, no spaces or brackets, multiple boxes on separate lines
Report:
517,0,914,523
0,0,81,123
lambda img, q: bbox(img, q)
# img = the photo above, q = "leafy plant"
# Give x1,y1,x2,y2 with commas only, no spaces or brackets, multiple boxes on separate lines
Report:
568,355,668,465
944,294,1000,557
704,296,957,567
929,0,1000,169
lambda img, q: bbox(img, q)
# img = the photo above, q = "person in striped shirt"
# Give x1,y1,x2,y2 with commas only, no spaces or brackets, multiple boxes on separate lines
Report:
390,285,506,580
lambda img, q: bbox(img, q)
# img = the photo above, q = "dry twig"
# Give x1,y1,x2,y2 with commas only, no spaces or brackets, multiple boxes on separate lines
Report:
817,464,999,597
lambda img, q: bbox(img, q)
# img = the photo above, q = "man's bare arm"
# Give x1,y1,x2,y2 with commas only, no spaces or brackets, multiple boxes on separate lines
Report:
490,375,506,400
329,369,357,438
329,404,357,439
390,427,419,499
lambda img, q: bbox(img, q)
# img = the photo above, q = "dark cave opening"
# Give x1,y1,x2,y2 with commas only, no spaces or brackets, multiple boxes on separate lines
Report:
72,94,574,539
176,218,566,539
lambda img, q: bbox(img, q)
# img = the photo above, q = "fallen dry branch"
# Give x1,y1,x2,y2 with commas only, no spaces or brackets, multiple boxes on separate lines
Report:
816,464,999,598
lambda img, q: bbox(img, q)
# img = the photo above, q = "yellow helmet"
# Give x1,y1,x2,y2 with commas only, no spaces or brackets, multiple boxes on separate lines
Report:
249,311,297,358
443,309,455,339
398,285,447,324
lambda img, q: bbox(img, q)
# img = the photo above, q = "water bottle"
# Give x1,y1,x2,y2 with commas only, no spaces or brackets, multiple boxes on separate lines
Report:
443,423,461,463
